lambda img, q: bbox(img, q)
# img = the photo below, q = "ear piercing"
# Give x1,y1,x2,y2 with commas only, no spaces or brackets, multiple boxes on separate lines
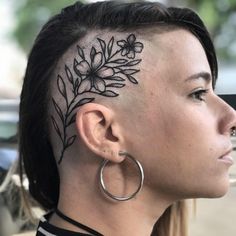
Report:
231,127,236,136
99,151,144,201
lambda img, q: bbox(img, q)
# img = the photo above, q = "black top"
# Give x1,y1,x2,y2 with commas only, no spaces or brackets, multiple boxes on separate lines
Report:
36,212,95,236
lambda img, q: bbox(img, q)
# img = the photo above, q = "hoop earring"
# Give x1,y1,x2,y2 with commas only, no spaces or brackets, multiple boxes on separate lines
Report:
99,151,144,201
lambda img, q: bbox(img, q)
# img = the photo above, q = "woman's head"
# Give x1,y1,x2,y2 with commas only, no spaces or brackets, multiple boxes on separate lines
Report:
19,0,235,221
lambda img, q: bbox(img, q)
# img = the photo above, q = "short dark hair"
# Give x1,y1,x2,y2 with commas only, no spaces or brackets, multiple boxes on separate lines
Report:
19,0,217,210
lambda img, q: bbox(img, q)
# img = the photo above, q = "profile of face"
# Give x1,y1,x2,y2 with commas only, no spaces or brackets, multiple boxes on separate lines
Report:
51,28,236,204
114,29,236,201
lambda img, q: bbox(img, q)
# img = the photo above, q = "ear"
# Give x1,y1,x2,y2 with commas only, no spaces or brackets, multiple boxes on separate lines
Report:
75,103,125,163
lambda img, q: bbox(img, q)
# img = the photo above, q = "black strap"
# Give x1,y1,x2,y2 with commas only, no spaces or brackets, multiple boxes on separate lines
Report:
55,209,103,236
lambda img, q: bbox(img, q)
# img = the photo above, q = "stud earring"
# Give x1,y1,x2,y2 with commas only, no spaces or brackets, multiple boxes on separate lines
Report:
231,127,236,136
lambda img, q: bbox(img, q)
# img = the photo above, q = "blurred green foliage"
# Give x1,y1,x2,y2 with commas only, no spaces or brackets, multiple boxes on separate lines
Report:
185,0,236,62
13,0,78,52
13,0,236,62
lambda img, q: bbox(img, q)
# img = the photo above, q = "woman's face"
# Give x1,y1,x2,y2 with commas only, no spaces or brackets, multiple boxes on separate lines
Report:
119,29,236,200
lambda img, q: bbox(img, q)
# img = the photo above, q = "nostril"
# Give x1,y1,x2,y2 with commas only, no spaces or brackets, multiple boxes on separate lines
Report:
231,127,236,136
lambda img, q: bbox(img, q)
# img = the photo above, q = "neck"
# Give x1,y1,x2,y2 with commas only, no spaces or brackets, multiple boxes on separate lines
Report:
51,164,172,236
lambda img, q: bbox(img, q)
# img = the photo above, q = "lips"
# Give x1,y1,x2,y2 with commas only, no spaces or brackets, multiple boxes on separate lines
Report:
218,148,234,165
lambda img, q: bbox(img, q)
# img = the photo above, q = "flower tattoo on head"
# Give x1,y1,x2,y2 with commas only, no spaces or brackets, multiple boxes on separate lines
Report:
52,34,144,164
117,34,143,59
75,48,115,93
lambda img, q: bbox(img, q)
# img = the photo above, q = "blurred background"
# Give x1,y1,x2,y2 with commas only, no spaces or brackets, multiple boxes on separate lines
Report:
0,0,235,235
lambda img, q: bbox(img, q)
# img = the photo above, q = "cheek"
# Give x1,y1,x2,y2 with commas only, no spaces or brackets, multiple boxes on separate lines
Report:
140,100,225,192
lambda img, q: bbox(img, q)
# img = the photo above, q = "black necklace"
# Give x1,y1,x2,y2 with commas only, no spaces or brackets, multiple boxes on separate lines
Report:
55,208,103,236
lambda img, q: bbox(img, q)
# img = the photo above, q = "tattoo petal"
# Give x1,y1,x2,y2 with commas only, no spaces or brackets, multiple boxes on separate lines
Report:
134,42,143,53
76,61,90,75
117,40,126,47
94,77,106,92
77,78,91,94
127,50,135,59
97,67,114,78
121,48,129,56
91,52,103,69
127,34,136,44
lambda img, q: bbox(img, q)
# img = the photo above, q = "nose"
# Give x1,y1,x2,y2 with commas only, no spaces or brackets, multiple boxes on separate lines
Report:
218,97,236,136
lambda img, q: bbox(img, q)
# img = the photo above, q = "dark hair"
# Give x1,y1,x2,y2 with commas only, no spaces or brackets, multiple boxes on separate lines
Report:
19,1,217,211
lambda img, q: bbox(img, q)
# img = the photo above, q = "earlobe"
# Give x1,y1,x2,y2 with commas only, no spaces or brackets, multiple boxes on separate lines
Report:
75,103,124,163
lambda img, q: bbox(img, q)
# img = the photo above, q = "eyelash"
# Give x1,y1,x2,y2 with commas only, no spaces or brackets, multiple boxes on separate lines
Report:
190,89,209,102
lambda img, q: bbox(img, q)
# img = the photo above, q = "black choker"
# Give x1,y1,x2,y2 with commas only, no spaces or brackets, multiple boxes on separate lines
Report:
55,209,103,236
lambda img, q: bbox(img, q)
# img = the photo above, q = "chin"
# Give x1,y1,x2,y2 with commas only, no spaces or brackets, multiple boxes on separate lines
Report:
197,179,230,199
181,178,230,199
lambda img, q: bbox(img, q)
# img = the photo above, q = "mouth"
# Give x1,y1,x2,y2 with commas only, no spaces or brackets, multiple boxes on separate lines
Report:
218,148,234,165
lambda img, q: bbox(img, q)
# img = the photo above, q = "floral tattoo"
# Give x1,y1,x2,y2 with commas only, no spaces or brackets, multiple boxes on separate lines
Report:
51,34,144,164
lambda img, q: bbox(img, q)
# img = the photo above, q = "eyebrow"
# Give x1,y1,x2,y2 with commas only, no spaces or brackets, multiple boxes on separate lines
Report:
185,72,212,83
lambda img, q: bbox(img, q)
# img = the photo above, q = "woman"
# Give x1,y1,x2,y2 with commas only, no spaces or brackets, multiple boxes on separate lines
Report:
19,1,236,235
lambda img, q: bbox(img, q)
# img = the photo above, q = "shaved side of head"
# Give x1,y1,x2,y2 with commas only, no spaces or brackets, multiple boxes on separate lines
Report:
50,31,144,164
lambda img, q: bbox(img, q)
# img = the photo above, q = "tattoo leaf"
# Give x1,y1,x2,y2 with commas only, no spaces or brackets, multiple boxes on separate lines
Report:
106,76,125,82
77,45,85,60
65,65,73,84
109,59,128,64
52,98,64,123
70,97,95,114
66,135,76,148
67,113,76,127
98,38,106,55
57,75,67,99
123,69,140,75
107,36,114,57
125,59,142,66
127,75,138,84
101,90,119,97
106,83,125,88
74,78,80,93
51,116,63,142
74,59,81,76
90,47,96,61
76,97,95,106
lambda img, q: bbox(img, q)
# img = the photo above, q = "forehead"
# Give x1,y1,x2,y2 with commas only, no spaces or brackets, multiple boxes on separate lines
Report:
142,29,211,86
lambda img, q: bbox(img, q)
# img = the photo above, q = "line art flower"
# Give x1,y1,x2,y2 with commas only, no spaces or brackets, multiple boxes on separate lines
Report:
52,34,144,164
117,34,143,59
75,50,114,93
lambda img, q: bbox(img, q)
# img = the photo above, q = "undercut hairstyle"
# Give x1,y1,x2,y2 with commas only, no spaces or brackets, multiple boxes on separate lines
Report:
19,1,217,236
51,33,144,164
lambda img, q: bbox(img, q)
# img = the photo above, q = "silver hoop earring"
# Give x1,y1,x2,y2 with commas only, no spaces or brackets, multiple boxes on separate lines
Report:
99,151,144,201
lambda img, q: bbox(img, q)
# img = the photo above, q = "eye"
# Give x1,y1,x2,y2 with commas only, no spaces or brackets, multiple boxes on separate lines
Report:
190,89,209,102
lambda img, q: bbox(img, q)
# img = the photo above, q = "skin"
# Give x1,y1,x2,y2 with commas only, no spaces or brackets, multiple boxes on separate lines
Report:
50,29,236,236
